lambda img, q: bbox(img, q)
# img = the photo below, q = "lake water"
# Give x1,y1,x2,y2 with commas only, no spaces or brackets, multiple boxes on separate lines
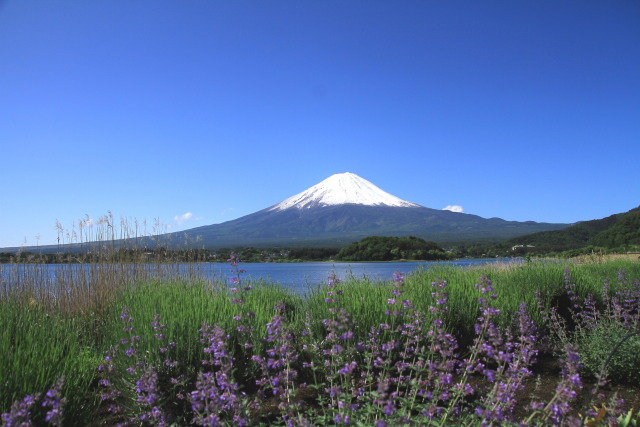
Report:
1,258,520,294
231,259,519,292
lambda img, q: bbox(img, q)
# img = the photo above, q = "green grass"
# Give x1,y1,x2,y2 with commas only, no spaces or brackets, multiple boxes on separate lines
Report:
2,257,639,422
302,259,640,342
0,300,102,420
102,278,303,368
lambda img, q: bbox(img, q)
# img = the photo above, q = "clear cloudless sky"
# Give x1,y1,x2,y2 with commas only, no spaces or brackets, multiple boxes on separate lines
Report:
1,0,639,248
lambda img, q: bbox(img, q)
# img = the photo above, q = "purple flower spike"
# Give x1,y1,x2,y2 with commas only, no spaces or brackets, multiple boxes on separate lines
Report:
193,323,245,425
393,271,404,284
135,368,167,424
328,272,341,287
2,393,40,427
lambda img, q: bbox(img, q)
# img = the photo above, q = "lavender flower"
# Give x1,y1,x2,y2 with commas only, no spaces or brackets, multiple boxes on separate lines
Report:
227,252,247,289
42,377,66,426
328,272,341,287
475,303,538,423
526,345,583,426
253,303,300,408
192,323,246,426
385,271,407,317
136,367,167,425
1,393,39,427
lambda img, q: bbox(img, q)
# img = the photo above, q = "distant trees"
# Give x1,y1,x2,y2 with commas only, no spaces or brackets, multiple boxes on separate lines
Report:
592,209,640,248
336,236,449,261
287,247,338,261
0,247,340,264
501,207,640,256
212,247,338,262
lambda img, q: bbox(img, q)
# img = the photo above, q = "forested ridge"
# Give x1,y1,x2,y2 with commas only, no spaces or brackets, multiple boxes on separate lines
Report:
504,206,640,253
336,236,449,261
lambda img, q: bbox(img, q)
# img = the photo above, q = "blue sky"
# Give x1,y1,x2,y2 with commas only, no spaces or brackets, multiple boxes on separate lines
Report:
1,1,639,248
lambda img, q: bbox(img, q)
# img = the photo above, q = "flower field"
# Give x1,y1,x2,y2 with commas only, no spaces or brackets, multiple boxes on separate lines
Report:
2,257,640,426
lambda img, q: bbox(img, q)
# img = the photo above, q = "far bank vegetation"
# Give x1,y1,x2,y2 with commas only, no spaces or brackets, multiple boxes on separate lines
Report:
336,236,449,261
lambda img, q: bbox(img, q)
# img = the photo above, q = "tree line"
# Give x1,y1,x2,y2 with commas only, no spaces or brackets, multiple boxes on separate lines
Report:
335,236,449,261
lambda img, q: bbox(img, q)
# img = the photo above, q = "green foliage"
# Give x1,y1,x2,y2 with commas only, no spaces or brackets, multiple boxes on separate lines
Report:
287,247,338,261
4,258,640,423
503,206,640,254
0,248,218,264
304,260,640,341
0,246,340,264
0,252,14,263
575,322,640,384
336,236,448,261
105,279,301,368
0,302,101,421
0,251,62,263
619,408,640,427
592,208,640,248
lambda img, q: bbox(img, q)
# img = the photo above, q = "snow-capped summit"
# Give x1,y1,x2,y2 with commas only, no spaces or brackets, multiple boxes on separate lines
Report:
268,172,422,211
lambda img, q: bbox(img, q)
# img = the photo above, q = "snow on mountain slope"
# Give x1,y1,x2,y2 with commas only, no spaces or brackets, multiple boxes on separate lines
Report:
268,172,422,211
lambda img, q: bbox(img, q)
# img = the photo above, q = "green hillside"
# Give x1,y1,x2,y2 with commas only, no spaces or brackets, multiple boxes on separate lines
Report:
592,207,640,247
504,206,639,253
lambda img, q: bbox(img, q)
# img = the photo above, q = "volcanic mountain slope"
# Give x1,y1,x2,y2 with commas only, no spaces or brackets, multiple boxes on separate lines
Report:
178,173,569,248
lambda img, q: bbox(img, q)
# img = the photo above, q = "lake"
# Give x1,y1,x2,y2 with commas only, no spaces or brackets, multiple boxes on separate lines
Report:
228,259,520,292
1,258,520,294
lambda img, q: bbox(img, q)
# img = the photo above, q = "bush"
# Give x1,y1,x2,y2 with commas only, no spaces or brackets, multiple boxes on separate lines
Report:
575,321,640,384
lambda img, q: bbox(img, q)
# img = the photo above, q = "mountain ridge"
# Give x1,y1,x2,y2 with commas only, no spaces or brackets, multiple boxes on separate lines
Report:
177,202,568,249
1,173,573,252
178,172,568,248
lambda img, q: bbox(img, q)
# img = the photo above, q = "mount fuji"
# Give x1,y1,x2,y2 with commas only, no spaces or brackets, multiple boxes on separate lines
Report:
177,172,569,248
268,172,421,211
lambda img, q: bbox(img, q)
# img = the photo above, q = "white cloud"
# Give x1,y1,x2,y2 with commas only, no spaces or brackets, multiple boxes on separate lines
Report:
443,205,464,213
174,212,193,225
